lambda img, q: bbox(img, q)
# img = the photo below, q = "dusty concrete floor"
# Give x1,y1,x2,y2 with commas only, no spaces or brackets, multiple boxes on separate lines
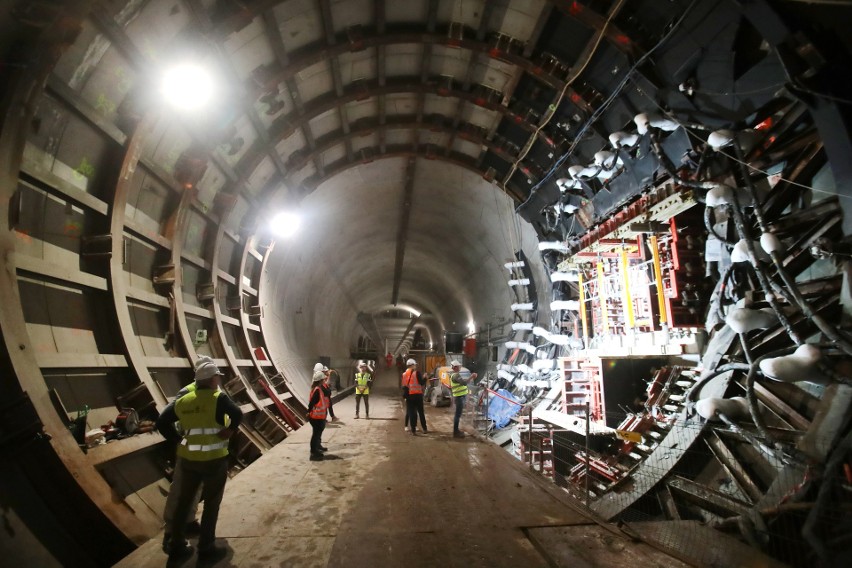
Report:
116,368,689,567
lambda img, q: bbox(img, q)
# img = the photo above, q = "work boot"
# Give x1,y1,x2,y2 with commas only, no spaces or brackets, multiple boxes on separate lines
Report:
355,414,359,419
310,452,324,461
197,545,228,565
319,446,328,452
167,541,193,560
184,520,201,536
453,431,465,438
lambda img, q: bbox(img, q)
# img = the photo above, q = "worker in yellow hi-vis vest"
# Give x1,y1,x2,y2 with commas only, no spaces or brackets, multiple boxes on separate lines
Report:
156,358,242,564
354,362,373,419
450,360,477,438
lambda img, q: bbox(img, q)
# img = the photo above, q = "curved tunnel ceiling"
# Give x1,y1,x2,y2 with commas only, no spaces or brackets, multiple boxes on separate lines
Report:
1,0,852,565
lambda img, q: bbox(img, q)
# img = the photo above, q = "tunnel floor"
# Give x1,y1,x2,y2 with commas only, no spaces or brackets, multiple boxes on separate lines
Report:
116,368,689,567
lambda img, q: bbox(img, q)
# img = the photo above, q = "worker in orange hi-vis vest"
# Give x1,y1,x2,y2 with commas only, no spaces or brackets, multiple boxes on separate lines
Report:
307,371,330,460
401,359,428,435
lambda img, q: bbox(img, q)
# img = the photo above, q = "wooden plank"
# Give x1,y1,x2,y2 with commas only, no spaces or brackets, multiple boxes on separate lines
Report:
221,314,241,326
144,357,191,369
36,353,128,368
87,433,165,466
218,270,237,285
20,150,110,215
667,476,751,517
181,250,212,271
123,218,173,250
14,253,108,291
752,382,810,431
46,74,127,145
182,303,215,319
126,287,171,308
705,432,762,503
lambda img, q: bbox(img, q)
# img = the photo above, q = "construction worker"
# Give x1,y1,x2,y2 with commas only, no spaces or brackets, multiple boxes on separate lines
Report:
450,360,477,438
313,363,337,421
159,356,218,552
354,362,373,419
402,358,427,435
385,352,393,369
156,358,242,563
328,367,341,391
308,371,330,460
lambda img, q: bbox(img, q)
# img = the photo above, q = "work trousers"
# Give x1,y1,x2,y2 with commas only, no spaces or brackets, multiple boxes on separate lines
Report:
406,394,427,432
169,455,229,553
355,393,369,416
453,394,467,433
163,457,201,530
309,417,326,454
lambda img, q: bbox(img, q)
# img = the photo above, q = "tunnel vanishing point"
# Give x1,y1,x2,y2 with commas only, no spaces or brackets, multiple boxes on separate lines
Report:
1,1,852,566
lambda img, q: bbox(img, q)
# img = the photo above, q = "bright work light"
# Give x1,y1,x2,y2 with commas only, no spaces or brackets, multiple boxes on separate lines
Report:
161,63,214,111
270,212,301,238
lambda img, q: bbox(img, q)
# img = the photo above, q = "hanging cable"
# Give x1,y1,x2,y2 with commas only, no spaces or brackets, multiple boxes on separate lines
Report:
726,191,803,345
515,0,702,212
731,141,852,356
503,0,626,184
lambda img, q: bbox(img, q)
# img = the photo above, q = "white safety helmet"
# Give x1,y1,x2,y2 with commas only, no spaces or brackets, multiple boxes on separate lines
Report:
312,363,324,372
195,355,216,370
322,366,329,372
406,358,416,366
311,371,325,383
450,360,461,367
195,360,224,381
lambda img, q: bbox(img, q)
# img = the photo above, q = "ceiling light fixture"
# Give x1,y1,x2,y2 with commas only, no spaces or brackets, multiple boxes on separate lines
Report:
161,63,214,111
270,211,301,238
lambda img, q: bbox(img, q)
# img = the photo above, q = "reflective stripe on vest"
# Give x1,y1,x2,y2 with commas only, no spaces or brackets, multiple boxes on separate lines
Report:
309,386,329,419
450,373,468,397
403,369,423,395
185,427,221,435
181,440,229,451
355,373,371,395
175,389,229,461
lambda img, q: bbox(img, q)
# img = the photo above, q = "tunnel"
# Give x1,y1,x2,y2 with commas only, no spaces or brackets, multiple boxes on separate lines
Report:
1,1,851,566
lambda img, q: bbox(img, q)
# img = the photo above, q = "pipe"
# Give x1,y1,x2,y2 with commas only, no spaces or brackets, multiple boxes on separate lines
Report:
704,206,738,245
685,362,751,403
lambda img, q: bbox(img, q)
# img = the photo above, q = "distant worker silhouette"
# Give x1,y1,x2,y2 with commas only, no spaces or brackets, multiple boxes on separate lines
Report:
402,358,428,435
450,360,477,438
308,370,330,460
354,362,373,419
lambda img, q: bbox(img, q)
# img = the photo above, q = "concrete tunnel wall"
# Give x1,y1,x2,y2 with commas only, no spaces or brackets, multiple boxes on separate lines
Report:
260,156,551,405
0,1,553,562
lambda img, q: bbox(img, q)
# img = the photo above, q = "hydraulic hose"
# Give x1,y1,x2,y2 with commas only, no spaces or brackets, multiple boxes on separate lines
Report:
726,193,802,346
731,141,852,356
